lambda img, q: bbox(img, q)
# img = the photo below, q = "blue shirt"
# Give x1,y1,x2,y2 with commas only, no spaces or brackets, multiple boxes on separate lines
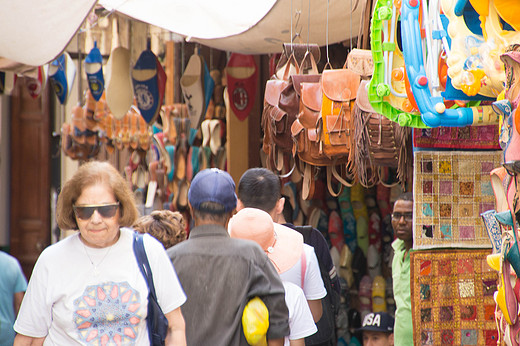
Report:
0,251,27,346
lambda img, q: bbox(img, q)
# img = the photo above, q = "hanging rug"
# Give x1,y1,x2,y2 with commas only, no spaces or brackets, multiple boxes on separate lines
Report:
410,249,498,345
413,151,502,249
413,125,500,150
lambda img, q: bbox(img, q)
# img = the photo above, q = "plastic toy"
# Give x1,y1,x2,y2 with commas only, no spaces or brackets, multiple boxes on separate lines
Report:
400,0,499,126
368,0,428,128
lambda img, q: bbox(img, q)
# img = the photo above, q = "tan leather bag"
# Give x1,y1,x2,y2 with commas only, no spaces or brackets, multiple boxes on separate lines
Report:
320,67,360,161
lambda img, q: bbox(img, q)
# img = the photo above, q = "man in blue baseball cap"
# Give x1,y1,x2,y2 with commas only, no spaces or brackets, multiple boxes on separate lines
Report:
357,312,394,346
167,168,289,345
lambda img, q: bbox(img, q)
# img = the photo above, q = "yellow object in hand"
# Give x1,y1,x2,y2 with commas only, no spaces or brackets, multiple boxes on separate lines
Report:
242,297,269,346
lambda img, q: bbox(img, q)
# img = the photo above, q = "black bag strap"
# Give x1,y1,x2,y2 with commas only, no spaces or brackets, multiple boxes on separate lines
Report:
133,232,158,300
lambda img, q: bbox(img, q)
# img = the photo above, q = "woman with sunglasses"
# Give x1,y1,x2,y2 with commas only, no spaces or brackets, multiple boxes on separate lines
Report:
13,161,187,345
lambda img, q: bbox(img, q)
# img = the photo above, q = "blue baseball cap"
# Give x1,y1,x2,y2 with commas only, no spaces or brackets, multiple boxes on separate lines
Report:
357,312,394,333
188,168,237,213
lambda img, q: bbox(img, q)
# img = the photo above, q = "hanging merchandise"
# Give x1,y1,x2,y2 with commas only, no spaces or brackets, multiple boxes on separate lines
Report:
84,41,105,101
413,151,502,249
354,80,412,188
48,52,76,105
105,18,133,120
396,0,504,127
410,250,498,345
25,66,46,99
262,49,320,174
105,46,133,120
180,52,206,129
367,0,426,128
132,49,165,125
225,53,258,121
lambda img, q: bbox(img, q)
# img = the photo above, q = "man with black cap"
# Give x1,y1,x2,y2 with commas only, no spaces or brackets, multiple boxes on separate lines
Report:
167,168,289,345
357,312,394,346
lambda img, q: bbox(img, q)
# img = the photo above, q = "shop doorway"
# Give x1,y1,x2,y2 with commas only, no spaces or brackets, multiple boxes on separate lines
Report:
9,78,53,279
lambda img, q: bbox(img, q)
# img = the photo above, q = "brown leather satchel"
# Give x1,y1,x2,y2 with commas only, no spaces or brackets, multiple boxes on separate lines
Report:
320,67,360,161
354,80,412,187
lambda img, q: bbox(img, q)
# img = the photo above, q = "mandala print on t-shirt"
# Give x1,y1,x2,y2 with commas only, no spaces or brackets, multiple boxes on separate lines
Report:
73,281,142,345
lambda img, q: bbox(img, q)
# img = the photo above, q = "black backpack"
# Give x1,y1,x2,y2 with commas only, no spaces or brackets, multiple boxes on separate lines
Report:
294,225,341,345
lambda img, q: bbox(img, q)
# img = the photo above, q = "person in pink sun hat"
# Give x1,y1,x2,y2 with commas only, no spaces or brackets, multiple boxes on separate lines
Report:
229,208,317,346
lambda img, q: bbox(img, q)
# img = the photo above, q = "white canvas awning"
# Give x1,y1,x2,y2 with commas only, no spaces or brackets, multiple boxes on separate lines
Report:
0,0,366,71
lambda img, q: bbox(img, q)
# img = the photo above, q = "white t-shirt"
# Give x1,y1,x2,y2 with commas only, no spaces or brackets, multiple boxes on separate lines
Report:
14,228,186,345
283,281,317,345
280,244,327,300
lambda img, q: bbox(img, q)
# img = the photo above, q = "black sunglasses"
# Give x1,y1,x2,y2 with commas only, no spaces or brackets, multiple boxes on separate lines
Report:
73,203,120,220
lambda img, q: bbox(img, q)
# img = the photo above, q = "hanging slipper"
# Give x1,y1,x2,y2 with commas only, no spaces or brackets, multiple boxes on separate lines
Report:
48,52,76,105
85,41,105,101
132,49,162,124
181,53,205,129
208,119,221,156
106,46,133,119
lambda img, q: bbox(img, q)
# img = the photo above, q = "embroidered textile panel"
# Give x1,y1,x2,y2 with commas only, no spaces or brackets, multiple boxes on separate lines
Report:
413,151,502,249
410,249,498,345
413,126,500,149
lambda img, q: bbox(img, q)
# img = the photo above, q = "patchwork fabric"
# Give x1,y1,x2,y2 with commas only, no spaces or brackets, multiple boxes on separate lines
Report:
413,126,500,149
413,151,502,249
410,250,498,346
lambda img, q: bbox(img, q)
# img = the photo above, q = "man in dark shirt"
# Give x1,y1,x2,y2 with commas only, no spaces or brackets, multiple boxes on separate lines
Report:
238,167,340,345
167,168,289,345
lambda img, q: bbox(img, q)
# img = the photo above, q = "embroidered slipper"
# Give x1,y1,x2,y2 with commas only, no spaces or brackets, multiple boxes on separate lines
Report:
106,46,133,120
48,52,76,105
85,41,105,101
181,54,205,129
225,53,258,121
132,49,162,125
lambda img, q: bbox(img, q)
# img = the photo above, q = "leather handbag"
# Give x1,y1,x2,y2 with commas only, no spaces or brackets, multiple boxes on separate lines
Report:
320,66,360,161
133,232,169,346
354,80,412,187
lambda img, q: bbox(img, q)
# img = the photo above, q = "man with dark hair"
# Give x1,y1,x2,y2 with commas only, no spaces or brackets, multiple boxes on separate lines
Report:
238,167,340,345
167,168,289,345
391,192,414,345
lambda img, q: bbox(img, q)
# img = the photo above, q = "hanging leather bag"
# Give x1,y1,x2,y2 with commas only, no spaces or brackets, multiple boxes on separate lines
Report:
354,80,412,187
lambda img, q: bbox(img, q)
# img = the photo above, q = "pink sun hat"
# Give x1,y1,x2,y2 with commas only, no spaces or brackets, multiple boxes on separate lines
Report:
228,208,303,274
